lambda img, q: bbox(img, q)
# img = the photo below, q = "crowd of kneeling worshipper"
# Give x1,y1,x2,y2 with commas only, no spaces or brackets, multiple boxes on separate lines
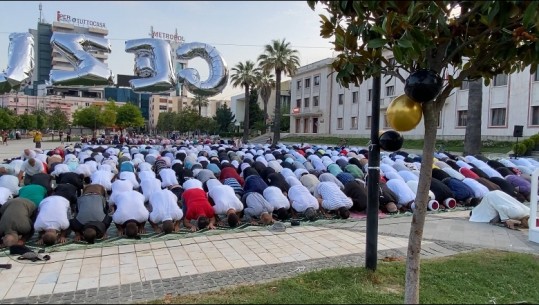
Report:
0,140,536,249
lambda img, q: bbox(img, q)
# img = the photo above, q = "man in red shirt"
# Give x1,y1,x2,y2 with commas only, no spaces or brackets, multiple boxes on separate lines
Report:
182,186,217,232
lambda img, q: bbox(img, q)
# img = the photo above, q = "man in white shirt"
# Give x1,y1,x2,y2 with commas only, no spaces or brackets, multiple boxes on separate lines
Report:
469,190,530,229
0,187,13,205
386,178,416,210
112,190,149,238
206,179,243,227
18,158,45,186
0,175,20,196
141,177,162,203
148,189,183,234
263,186,291,221
34,195,71,246
159,168,179,188
90,169,115,192
109,179,134,206
287,181,319,221
314,181,353,219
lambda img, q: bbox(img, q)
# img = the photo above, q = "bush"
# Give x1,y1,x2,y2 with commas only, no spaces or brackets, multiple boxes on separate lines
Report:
530,134,539,145
522,138,535,152
513,143,528,156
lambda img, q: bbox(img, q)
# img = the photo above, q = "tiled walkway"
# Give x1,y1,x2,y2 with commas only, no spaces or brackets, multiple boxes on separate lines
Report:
0,226,417,300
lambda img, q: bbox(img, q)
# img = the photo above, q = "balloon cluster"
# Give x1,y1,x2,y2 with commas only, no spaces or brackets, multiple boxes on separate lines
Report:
380,69,443,152
0,31,229,97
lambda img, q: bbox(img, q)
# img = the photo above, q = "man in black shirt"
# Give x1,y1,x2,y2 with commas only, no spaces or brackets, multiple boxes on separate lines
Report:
70,193,112,244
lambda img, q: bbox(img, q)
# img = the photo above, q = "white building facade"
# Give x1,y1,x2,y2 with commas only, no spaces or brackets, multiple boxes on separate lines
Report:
290,58,539,141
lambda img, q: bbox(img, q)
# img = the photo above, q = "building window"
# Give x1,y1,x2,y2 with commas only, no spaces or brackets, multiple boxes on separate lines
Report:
304,97,310,108
493,74,508,86
296,99,301,108
314,75,320,86
295,119,301,133
532,106,539,125
338,94,344,105
337,118,343,129
386,85,395,97
535,65,539,81
490,108,506,126
368,89,372,101
352,91,358,103
313,96,319,107
388,58,396,66
351,116,358,129
437,111,442,128
297,80,302,90
305,78,310,88
366,116,372,129
457,110,467,127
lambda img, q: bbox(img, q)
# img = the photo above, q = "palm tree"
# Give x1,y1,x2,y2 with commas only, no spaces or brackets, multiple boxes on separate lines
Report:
463,78,483,156
255,69,275,126
230,60,260,143
258,38,300,146
191,94,210,116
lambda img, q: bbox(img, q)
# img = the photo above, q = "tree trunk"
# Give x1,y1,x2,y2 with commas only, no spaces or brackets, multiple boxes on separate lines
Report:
463,78,483,156
263,98,269,124
404,100,439,304
242,85,250,143
273,70,282,146
199,104,202,116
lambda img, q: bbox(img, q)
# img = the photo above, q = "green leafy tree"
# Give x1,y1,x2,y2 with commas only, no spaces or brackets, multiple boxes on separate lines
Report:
72,105,106,134
308,1,539,303
177,107,201,136
258,39,300,145
255,69,275,123
249,88,265,132
230,60,260,143
116,103,145,135
102,101,118,130
156,111,175,135
18,113,37,131
213,104,236,132
0,108,16,130
191,94,210,116
47,107,69,131
32,109,49,130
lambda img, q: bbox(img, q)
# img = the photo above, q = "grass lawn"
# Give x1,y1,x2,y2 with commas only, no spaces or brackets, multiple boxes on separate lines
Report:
149,250,539,304
282,136,515,154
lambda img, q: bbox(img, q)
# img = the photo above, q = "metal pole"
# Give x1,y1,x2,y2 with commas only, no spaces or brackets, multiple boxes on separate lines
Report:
366,70,381,271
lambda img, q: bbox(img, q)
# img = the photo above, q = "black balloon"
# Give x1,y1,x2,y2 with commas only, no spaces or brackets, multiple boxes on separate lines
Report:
404,69,443,103
379,130,404,152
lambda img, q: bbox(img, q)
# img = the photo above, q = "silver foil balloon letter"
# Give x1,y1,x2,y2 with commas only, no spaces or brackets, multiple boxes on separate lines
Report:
49,32,113,86
125,38,176,93
0,32,35,94
176,42,228,97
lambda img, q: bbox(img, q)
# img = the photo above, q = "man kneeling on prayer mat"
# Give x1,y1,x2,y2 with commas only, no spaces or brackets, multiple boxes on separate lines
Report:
0,198,37,247
148,189,183,234
469,190,530,229
181,179,217,232
206,179,243,228
112,190,149,239
70,184,112,244
34,194,71,246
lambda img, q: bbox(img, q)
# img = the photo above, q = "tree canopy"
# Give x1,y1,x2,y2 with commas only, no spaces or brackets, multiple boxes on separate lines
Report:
308,1,539,303
116,103,145,132
213,103,236,132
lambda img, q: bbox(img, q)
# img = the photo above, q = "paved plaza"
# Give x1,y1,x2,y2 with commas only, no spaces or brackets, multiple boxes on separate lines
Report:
0,139,538,304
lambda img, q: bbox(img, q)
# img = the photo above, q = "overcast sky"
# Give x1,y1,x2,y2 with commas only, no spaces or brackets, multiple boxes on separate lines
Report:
0,1,335,100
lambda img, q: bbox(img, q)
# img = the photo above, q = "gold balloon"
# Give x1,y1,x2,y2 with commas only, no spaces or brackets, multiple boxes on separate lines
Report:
386,94,423,132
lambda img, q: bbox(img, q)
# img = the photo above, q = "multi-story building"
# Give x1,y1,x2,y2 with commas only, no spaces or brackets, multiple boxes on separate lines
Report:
0,93,125,122
230,80,291,128
290,58,539,141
